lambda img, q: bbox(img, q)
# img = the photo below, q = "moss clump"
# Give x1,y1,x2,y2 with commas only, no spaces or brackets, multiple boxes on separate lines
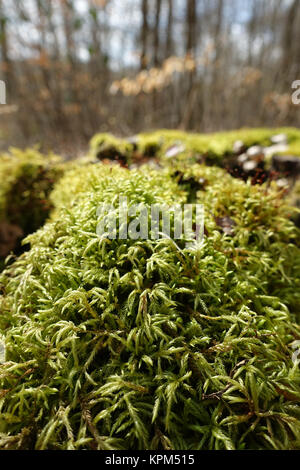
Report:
141,127,300,164
89,133,134,164
49,163,131,215
172,163,300,317
0,148,63,267
287,181,300,228
0,163,300,450
90,128,300,166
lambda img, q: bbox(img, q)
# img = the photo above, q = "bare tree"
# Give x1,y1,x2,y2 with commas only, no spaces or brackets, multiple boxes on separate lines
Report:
165,0,174,58
281,0,299,85
140,0,149,70
153,0,162,66
186,0,197,55
0,0,12,94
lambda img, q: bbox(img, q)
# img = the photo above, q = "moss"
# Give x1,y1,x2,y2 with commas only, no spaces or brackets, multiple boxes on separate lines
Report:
50,163,130,214
284,143,300,156
0,148,63,267
142,127,300,163
89,128,300,169
172,163,300,317
287,181,300,227
0,163,300,450
89,133,134,163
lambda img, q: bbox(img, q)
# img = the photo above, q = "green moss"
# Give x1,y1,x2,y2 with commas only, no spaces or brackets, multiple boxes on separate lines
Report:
285,143,300,156
287,181,300,226
173,163,300,317
88,128,299,165
0,163,300,450
139,127,300,163
89,133,134,162
0,148,63,267
50,163,130,214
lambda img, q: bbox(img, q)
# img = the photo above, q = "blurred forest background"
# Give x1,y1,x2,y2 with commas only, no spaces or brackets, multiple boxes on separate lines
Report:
0,0,299,156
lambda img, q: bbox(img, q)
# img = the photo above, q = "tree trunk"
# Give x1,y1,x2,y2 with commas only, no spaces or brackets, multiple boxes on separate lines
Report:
165,0,174,58
281,0,299,84
61,0,76,66
0,0,12,95
153,0,162,67
140,0,149,70
186,0,197,55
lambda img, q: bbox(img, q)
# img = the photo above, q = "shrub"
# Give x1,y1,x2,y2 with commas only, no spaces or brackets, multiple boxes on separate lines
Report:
0,163,300,450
